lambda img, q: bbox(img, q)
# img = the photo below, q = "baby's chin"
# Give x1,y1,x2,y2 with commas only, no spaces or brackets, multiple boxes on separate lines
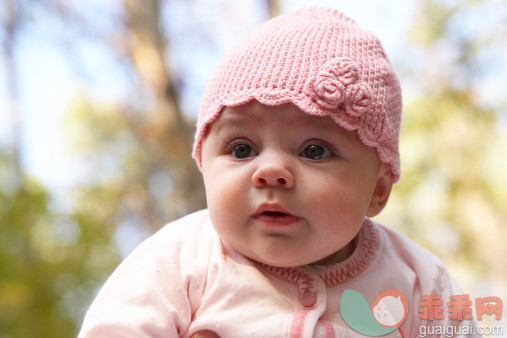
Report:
251,240,356,268
235,247,316,268
221,233,358,268
243,249,352,268
255,257,317,268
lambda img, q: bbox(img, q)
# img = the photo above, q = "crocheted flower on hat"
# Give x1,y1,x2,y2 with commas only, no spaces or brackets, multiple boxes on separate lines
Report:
345,81,373,117
308,58,372,116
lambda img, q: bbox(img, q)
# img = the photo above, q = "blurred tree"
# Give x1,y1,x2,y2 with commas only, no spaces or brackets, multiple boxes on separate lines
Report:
379,0,507,292
267,0,282,18
120,0,205,218
1,0,22,187
0,152,121,336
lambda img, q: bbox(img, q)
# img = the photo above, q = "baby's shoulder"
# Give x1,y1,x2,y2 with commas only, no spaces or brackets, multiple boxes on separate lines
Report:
366,220,465,296
126,209,220,269
156,209,213,241
372,220,444,267
366,220,457,291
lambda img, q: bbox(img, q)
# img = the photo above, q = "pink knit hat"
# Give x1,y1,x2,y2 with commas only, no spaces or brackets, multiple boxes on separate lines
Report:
192,7,402,182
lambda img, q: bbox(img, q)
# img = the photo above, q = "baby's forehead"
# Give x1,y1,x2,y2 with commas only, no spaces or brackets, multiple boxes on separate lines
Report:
212,102,339,132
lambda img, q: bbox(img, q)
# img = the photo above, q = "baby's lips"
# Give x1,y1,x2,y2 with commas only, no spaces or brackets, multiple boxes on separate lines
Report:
254,203,293,217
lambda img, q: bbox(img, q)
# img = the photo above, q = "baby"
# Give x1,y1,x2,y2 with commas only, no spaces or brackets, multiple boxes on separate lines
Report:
79,7,478,337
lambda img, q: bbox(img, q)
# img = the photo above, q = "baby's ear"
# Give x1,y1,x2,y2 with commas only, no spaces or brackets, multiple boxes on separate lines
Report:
366,163,394,218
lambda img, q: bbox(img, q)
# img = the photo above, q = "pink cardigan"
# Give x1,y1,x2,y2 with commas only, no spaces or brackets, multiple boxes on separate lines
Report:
79,210,478,337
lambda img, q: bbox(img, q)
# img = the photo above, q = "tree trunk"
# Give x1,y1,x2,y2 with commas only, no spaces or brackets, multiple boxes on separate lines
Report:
2,0,23,188
122,0,205,216
266,0,281,18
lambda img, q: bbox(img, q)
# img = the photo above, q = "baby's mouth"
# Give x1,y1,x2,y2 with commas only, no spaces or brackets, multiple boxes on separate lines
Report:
253,204,300,225
261,211,289,216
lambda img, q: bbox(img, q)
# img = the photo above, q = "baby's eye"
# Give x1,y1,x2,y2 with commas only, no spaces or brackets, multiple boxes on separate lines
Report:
231,144,257,159
300,144,331,160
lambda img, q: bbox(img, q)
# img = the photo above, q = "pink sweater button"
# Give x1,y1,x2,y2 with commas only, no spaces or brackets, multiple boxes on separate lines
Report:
300,290,317,307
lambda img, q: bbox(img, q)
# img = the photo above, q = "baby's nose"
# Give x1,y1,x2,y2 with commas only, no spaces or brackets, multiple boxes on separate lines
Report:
252,161,294,188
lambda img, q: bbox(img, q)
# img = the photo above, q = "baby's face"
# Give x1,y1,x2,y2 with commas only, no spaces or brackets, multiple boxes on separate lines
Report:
201,101,392,267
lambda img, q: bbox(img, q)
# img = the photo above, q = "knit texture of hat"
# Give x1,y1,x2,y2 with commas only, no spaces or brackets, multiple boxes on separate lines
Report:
192,7,402,182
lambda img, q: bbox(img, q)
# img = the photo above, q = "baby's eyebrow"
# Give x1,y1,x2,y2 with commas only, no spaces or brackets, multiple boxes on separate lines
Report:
207,118,246,139
213,111,258,130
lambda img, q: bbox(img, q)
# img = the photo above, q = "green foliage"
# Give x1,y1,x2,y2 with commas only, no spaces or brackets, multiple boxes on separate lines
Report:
378,0,507,294
409,0,456,48
0,152,121,337
64,96,191,232
388,89,505,260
